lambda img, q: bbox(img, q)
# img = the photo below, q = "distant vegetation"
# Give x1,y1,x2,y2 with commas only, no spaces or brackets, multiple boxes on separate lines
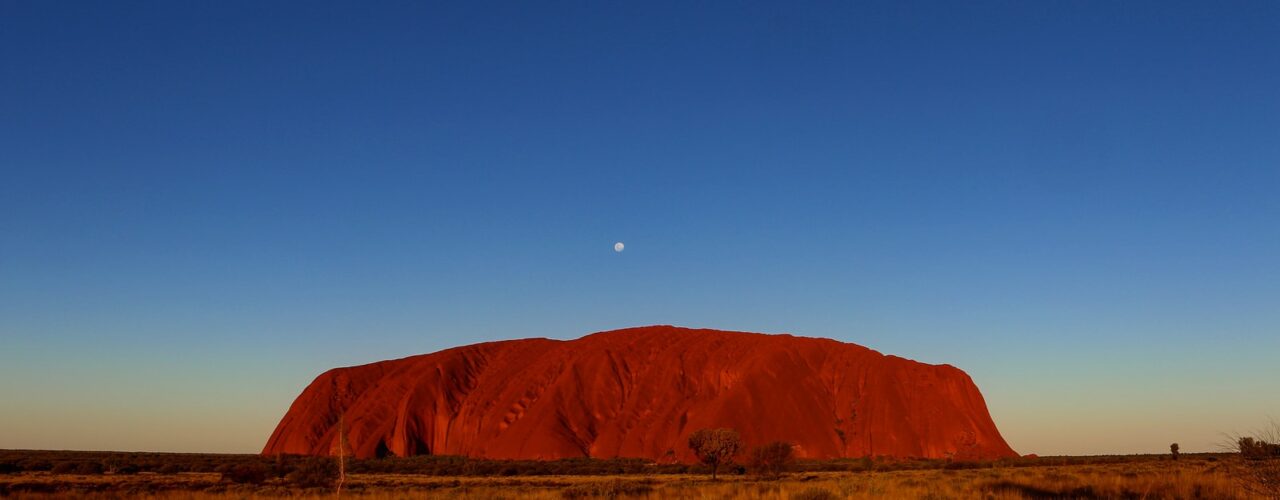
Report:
0,451,1263,499
0,448,1247,479
3,444,1276,498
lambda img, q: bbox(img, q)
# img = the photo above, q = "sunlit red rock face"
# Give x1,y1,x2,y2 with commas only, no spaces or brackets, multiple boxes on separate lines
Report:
264,326,1016,461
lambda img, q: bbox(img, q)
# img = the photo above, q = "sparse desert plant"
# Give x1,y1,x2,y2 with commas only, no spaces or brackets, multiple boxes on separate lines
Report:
1238,436,1280,459
1227,419,1280,459
748,441,795,479
687,428,743,480
1230,420,1280,498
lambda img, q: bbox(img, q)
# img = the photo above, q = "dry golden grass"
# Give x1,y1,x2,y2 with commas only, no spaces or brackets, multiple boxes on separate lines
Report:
0,457,1270,499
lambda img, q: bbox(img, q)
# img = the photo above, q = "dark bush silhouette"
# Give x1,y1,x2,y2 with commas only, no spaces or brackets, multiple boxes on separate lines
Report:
748,441,795,479
943,460,983,470
687,428,743,480
1238,437,1280,459
157,463,184,475
20,459,52,472
51,461,105,475
286,457,338,488
114,463,140,475
219,463,270,484
1170,443,1179,461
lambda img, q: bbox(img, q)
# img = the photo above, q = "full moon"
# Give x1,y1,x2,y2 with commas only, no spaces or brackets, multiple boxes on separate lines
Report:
614,242,625,252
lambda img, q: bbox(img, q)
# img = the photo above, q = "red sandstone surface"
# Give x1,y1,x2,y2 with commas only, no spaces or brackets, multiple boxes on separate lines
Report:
264,326,1016,461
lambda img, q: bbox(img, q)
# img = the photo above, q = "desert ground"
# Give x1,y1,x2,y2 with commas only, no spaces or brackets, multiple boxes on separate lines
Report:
2,451,1277,499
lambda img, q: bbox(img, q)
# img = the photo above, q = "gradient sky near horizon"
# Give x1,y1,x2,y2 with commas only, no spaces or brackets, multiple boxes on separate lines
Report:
2,1,1278,456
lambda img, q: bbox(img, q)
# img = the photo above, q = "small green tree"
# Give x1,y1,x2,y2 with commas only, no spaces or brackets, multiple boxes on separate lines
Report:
687,428,742,480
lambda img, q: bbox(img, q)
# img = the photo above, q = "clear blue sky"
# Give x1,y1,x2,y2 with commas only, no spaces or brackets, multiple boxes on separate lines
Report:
2,1,1277,455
